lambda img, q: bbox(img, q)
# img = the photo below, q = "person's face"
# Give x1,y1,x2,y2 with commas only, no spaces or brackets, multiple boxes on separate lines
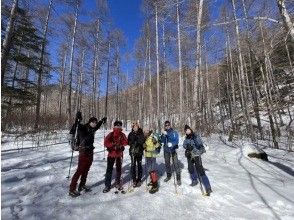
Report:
90,121,97,128
164,124,171,130
144,130,149,137
185,129,191,135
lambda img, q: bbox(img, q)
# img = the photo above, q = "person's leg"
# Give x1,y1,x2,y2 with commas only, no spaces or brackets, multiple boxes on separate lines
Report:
115,157,122,186
130,155,136,183
70,152,87,192
149,158,159,193
79,152,93,188
187,158,197,185
137,155,143,182
105,157,115,188
172,152,181,182
164,152,172,179
195,156,211,193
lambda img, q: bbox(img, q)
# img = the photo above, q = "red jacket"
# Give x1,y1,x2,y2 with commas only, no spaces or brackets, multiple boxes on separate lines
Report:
104,128,128,158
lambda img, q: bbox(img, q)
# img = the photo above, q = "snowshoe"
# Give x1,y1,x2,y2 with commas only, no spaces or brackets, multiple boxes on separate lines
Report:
163,176,171,182
190,180,198,187
135,181,142,187
103,186,111,193
147,182,153,186
203,188,212,196
78,185,92,192
149,186,159,194
69,190,81,197
114,186,126,194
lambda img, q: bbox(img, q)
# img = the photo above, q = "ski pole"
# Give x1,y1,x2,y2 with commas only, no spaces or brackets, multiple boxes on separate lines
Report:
171,152,178,195
145,156,149,191
103,124,106,160
67,149,74,179
128,154,134,192
194,157,204,195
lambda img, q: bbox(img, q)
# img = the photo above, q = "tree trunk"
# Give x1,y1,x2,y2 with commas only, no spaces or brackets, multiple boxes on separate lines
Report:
276,0,294,43
155,4,160,131
194,0,204,129
92,20,100,116
59,48,67,122
67,2,79,128
35,0,53,130
1,0,19,84
231,0,255,142
176,0,183,124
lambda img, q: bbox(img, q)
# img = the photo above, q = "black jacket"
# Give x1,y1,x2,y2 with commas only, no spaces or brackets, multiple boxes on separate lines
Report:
70,120,103,152
127,128,145,156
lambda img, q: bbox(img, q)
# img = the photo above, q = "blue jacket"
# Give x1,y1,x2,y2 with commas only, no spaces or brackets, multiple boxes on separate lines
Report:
183,133,205,156
161,128,179,153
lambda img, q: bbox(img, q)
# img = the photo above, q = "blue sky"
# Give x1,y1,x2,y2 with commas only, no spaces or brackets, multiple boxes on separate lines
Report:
47,0,143,91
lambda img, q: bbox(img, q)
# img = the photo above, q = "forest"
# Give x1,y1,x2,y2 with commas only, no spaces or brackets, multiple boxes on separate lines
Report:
1,0,293,150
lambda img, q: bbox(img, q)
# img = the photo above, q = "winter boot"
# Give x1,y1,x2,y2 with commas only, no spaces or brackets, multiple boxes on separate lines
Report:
103,186,111,193
69,190,81,197
190,173,198,186
163,175,171,182
149,170,159,194
133,180,137,187
201,174,212,195
149,182,159,194
136,179,142,187
78,185,92,192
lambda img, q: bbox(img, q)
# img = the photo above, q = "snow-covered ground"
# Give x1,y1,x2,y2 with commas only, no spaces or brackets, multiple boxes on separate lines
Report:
1,130,294,220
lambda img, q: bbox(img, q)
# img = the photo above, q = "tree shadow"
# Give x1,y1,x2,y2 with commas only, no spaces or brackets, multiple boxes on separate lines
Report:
237,148,293,220
267,161,294,178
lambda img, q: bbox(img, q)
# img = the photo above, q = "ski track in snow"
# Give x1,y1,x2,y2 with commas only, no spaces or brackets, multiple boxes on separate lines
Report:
1,131,294,220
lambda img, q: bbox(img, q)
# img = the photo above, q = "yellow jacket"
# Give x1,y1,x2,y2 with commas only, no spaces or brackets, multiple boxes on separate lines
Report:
144,135,159,158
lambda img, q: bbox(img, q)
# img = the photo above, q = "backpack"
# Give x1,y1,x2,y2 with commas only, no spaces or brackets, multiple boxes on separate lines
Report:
191,134,206,156
70,123,80,151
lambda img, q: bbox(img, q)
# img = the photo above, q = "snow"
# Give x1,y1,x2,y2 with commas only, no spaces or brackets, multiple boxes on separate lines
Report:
1,130,294,220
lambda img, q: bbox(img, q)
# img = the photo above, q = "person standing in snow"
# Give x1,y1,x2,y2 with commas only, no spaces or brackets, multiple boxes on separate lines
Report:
161,121,181,185
183,125,212,196
103,121,128,193
69,111,107,197
143,128,161,194
128,122,145,187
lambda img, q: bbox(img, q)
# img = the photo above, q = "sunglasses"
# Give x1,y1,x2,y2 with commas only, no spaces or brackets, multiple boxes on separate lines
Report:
164,124,171,127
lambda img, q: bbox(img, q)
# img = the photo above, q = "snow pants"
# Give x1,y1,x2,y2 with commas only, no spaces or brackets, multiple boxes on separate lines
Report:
187,156,211,192
164,151,181,180
105,157,122,188
70,151,93,191
130,154,143,182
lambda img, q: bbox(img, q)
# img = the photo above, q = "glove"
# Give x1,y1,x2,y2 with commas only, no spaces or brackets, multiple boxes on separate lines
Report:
185,149,191,158
101,117,107,124
155,146,161,154
167,142,173,148
76,111,82,121
107,147,114,152
186,144,193,151
114,145,124,151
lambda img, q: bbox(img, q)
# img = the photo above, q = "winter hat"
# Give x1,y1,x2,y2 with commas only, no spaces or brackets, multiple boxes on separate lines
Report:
164,120,171,126
114,120,123,127
184,124,191,131
89,117,98,123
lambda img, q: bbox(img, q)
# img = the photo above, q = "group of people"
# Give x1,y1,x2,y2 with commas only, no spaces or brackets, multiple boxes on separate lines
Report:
68,112,212,197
